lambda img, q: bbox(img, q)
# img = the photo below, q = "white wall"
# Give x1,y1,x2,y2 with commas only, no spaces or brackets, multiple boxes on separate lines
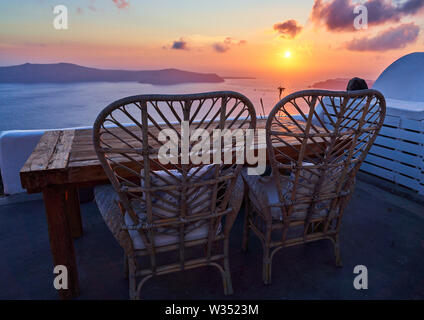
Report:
0,130,45,194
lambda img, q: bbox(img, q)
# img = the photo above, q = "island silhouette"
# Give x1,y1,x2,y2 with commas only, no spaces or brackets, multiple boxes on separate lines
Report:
0,63,224,85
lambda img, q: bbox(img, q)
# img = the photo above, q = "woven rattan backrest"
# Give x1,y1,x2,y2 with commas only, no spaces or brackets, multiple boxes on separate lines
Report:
266,89,386,230
93,91,256,257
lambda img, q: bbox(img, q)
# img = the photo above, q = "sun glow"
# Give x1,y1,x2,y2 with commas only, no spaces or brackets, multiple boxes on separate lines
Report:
284,51,292,59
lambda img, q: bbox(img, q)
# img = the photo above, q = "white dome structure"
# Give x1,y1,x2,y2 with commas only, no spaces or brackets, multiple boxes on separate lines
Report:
373,52,424,102
364,52,424,195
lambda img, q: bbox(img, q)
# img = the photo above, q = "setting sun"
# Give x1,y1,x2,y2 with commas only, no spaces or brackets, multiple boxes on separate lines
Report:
284,51,292,59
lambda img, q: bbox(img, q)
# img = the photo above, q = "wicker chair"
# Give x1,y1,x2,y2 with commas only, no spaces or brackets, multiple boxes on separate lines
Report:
92,91,256,299
241,89,386,284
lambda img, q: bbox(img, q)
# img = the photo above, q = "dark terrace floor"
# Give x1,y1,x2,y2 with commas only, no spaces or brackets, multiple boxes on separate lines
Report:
0,172,423,300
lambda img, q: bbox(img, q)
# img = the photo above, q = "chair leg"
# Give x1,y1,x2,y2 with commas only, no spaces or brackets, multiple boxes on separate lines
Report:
124,254,129,279
128,256,137,300
223,239,234,295
262,245,272,285
333,235,343,268
242,198,251,252
223,260,234,295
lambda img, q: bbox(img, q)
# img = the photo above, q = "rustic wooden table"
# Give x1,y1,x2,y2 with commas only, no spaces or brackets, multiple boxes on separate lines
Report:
20,118,325,299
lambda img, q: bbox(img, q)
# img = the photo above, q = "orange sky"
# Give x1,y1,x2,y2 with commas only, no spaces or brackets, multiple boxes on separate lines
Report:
1,0,423,87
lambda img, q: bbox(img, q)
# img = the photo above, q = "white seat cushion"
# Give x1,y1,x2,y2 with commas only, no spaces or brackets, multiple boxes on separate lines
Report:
138,165,214,220
242,163,347,221
94,165,222,250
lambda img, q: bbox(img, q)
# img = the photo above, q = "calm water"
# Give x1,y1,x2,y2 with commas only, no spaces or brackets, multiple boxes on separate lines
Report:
0,79,296,131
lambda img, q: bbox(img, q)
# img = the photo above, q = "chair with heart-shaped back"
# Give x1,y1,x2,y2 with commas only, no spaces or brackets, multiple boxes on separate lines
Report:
92,91,256,299
242,89,386,284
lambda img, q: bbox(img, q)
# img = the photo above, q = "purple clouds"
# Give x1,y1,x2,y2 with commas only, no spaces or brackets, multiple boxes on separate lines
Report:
345,23,420,51
212,43,230,53
171,39,189,50
212,37,246,53
273,19,303,39
309,0,423,51
311,0,424,31
164,37,245,53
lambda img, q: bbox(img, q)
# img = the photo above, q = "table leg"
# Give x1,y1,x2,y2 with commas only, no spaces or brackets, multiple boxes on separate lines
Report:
65,187,83,238
43,187,80,299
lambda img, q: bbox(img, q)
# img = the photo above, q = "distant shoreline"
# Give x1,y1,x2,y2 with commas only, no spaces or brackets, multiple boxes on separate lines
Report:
0,63,225,85
222,76,256,80
309,78,375,90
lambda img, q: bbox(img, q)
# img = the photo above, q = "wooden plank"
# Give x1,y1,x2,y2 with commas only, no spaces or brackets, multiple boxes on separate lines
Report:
360,162,395,180
374,136,422,155
384,115,401,127
20,130,75,191
361,162,421,191
395,174,420,191
401,118,422,131
380,126,422,142
43,186,79,299
365,154,421,178
47,130,75,170
368,145,421,167
21,131,61,172
324,102,424,193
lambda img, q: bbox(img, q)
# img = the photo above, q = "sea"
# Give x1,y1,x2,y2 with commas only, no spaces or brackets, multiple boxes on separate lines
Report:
0,79,299,132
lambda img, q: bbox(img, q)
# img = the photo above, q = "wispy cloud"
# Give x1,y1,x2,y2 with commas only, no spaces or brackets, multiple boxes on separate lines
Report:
212,37,246,53
345,23,420,51
212,43,230,53
112,0,129,9
0,39,48,49
311,0,424,31
273,19,303,39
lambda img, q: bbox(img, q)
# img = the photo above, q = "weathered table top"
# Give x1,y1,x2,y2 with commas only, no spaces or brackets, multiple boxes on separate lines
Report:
20,118,322,193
